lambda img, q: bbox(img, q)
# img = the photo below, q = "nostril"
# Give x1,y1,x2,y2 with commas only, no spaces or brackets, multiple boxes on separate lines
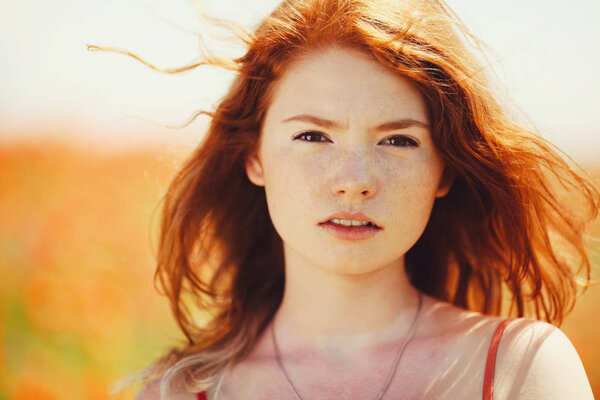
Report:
332,178,376,198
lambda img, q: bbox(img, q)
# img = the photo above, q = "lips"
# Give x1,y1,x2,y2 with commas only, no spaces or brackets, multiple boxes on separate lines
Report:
318,212,382,241
318,211,382,229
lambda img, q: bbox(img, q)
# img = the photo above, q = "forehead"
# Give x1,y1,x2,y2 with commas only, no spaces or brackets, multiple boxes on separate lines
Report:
266,46,428,124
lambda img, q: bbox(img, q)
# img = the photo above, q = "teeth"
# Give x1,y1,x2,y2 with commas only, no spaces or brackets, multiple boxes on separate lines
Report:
330,218,373,227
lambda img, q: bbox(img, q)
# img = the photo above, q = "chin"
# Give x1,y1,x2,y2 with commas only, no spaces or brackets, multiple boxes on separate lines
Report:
314,257,393,276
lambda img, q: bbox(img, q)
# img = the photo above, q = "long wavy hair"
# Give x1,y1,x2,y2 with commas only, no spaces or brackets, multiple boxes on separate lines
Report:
101,0,599,395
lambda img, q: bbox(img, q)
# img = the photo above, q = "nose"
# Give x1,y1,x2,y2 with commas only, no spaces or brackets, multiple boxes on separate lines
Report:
330,150,377,200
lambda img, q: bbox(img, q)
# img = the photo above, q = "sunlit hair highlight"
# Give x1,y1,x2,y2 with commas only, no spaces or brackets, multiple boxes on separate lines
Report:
93,0,599,396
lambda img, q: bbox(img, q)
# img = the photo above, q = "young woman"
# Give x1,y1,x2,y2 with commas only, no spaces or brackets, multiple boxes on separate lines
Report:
132,0,599,398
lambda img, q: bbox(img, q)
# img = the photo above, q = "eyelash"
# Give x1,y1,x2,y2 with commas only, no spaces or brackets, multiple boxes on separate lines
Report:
292,131,419,147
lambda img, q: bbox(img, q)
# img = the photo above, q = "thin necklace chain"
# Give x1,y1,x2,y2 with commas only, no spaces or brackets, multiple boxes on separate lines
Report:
270,291,423,400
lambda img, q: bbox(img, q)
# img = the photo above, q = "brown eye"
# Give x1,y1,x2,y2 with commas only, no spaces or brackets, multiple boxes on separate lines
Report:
381,135,419,148
293,131,331,143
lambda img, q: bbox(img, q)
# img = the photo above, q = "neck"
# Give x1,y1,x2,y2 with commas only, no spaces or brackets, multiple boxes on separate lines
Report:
271,244,420,361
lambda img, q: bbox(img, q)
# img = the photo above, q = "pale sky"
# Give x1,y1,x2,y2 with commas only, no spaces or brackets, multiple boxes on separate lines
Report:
1,0,599,164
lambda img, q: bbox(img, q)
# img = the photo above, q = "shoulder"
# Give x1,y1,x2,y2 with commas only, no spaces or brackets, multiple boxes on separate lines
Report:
493,319,594,400
419,299,593,399
135,379,197,400
135,379,161,400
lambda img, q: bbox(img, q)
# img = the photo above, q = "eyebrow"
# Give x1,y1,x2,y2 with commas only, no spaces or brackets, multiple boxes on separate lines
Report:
282,114,429,131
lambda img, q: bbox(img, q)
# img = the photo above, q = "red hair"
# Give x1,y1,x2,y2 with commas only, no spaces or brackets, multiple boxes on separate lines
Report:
95,0,599,394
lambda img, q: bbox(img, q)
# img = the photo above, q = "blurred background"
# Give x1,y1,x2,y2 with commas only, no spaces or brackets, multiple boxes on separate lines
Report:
1,0,599,399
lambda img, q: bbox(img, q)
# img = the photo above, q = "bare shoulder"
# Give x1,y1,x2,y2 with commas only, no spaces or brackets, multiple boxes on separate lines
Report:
493,319,594,400
418,298,593,399
135,379,197,400
135,379,162,400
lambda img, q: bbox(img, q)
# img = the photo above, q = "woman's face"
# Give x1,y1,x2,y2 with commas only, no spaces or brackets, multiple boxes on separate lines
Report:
246,46,451,275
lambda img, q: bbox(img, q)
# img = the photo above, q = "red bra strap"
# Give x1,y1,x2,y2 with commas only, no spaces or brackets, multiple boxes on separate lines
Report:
197,392,208,400
483,318,515,400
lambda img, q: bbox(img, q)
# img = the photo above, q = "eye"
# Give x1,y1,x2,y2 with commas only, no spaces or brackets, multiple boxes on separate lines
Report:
380,135,419,148
293,131,331,143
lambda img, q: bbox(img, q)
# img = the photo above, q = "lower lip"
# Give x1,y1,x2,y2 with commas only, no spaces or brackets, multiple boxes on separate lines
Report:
319,222,382,241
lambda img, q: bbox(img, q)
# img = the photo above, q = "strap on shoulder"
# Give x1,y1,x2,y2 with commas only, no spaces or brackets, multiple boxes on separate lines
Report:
483,318,515,400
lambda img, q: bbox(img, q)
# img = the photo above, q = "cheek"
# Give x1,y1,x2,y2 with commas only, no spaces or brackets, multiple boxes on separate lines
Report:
381,150,444,193
382,154,444,230
260,147,328,224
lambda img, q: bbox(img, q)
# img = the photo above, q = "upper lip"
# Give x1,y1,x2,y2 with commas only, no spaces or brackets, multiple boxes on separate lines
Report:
319,212,382,228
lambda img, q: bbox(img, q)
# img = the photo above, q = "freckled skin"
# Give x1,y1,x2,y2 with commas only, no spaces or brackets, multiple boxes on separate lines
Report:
246,46,450,276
